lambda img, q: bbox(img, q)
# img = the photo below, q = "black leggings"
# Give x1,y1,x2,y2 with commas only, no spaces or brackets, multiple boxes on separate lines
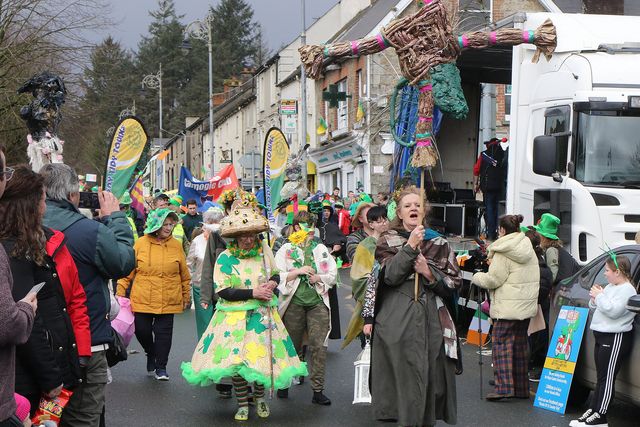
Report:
134,313,174,370
590,330,633,414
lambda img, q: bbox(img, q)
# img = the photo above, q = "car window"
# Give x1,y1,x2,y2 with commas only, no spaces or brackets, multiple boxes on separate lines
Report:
584,252,639,290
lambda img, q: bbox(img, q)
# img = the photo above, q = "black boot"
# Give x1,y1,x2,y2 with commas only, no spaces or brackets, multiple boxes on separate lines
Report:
277,388,289,399
312,390,331,406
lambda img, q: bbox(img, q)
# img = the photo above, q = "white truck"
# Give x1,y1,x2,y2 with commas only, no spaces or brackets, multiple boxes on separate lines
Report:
506,12,640,263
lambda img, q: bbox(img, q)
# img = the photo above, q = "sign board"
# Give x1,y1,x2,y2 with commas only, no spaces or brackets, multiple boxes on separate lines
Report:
280,99,297,115
238,153,262,170
85,173,97,182
534,306,589,414
282,116,297,134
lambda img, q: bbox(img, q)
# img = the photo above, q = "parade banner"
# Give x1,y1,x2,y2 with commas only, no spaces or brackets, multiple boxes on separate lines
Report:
207,164,239,200
104,117,149,198
534,306,589,414
263,127,289,223
178,167,213,210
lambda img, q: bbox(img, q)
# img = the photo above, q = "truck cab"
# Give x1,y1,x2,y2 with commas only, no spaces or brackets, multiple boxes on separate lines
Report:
507,13,640,262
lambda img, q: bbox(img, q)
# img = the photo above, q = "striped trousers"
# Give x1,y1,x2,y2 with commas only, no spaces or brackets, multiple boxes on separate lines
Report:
591,330,633,414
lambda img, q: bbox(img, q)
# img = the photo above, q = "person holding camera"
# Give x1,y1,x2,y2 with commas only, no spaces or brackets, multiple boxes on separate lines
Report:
41,163,135,426
472,214,540,401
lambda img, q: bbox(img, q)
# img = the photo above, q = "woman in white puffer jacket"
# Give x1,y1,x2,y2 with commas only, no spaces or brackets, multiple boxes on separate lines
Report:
472,214,540,401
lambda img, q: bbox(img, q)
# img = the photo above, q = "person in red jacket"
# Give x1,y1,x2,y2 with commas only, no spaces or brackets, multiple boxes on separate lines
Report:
335,201,351,237
45,229,92,363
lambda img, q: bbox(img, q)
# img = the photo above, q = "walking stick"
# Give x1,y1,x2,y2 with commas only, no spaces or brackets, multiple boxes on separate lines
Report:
415,169,427,301
259,248,275,399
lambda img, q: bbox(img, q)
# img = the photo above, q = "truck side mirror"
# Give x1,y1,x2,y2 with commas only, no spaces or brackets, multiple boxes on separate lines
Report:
533,135,558,177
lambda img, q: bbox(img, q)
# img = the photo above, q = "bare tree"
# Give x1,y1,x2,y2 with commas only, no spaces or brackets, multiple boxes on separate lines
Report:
0,0,112,163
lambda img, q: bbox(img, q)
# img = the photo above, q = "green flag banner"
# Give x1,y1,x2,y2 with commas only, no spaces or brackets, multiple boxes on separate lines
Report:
263,127,289,223
104,117,149,198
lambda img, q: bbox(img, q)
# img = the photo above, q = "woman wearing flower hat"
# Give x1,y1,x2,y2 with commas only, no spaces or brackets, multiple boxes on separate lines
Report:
182,199,307,421
274,215,338,405
116,208,192,381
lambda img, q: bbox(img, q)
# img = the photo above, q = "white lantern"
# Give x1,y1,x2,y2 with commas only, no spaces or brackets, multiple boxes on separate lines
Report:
352,340,372,404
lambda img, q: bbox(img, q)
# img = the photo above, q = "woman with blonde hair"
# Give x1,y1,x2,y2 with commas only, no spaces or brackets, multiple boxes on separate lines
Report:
368,186,461,426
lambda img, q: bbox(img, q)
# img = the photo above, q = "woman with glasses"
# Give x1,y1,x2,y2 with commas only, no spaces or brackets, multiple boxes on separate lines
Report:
117,208,191,381
343,205,388,349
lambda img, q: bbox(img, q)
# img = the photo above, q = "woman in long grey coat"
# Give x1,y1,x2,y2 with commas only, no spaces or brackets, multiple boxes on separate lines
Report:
371,186,461,426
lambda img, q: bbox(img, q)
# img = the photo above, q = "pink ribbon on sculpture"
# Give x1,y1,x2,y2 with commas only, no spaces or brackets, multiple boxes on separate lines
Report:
351,41,359,55
419,84,433,93
490,32,497,45
291,194,299,214
416,139,432,147
375,34,388,50
418,116,432,123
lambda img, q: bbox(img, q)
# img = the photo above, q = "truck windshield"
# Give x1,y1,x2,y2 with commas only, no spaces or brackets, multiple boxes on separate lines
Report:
574,110,640,186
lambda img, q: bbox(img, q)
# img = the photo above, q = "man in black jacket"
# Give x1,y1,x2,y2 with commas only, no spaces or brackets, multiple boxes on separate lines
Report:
41,164,135,427
473,138,508,240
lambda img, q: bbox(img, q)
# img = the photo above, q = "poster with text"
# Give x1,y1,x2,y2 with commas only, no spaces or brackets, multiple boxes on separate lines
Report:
534,306,589,414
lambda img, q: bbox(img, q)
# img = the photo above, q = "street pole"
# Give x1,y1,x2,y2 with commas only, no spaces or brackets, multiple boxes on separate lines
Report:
251,151,255,192
300,0,308,185
184,15,215,178
208,21,215,177
159,63,163,140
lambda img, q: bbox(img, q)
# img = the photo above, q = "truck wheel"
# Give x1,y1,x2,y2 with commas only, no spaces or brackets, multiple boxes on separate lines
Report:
568,382,590,406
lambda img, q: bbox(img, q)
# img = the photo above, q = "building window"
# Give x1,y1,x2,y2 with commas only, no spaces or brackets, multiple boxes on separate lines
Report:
504,84,512,123
337,78,348,130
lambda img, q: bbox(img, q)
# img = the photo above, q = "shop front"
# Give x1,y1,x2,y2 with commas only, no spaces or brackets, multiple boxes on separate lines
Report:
308,136,368,195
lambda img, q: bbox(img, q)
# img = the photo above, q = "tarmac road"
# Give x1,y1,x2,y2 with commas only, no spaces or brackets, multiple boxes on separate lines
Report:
105,269,640,426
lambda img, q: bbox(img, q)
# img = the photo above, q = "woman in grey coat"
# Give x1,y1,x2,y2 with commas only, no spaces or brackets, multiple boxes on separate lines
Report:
371,186,461,426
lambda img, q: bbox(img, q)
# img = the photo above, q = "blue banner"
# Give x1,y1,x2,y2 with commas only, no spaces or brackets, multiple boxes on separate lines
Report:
534,306,590,414
178,167,213,211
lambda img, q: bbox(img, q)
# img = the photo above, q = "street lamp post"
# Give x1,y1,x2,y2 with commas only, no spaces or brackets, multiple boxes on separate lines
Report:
142,65,163,190
141,64,163,140
184,13,215,177
300,0,308,185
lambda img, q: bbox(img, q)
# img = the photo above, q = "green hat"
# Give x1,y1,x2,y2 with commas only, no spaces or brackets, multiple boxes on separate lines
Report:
169,195,183,207
119,191,132,205
322,200,332,209
359,193,373,203
334,200,344,208
144,208,179,234
91,186,98,193
520,225,533,233
533,213,560,240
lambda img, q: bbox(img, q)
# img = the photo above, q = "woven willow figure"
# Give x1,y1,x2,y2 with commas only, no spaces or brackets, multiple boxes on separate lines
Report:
299,0,556,169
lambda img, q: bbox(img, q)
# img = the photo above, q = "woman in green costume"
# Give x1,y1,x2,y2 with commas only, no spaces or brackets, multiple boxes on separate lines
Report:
181,198,308,421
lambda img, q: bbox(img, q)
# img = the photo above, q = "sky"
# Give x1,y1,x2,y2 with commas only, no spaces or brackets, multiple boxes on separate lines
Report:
94,0,341,52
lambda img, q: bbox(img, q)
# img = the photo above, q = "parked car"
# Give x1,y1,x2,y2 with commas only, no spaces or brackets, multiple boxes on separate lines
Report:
550,245,640,406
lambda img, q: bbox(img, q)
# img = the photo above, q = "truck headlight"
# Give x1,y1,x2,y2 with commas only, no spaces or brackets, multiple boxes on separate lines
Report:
628,96,640,109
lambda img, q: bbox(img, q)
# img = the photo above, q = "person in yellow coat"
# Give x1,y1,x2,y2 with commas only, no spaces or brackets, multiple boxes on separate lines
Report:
117,208,191,381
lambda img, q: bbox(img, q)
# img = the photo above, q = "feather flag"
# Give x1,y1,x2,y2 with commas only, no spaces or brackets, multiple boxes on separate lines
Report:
356,100,365,122
317,117,328,135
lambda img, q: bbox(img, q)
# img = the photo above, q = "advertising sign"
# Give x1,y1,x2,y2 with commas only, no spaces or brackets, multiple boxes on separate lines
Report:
534,306,589,414
280,99,297,115
103,117,149,198
262,127,289,223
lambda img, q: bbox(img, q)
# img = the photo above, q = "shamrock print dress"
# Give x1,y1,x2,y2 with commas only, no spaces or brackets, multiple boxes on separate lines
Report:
181,248,308,390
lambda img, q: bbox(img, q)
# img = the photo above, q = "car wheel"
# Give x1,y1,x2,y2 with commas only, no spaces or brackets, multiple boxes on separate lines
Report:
568,382,591,406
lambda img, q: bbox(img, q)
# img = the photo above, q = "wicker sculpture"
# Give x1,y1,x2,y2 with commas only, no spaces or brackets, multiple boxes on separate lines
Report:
299,0,556,169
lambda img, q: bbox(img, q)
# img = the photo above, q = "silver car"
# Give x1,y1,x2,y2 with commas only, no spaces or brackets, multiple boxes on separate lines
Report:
551,245,640,406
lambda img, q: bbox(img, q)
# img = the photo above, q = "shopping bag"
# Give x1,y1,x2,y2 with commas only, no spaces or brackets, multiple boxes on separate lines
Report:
111,296,135,347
